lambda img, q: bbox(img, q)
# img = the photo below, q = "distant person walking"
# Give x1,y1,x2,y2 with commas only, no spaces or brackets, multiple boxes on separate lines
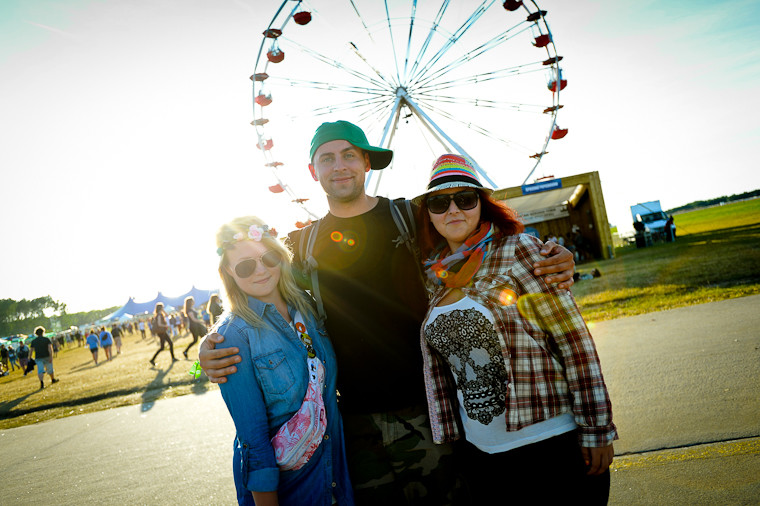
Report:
149,302,177,366
8,343,19,372
17,340,31,375
170,314,179,337
86,329,100,365
51,335,60,358
99,326,114,361
207,293,223,325
30,326,59,389
0,345,9,373
111,325,123,355
138,320,146,340
182,297,204,360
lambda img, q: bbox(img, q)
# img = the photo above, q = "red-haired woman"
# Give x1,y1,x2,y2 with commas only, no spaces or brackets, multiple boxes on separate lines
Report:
414,154,617,505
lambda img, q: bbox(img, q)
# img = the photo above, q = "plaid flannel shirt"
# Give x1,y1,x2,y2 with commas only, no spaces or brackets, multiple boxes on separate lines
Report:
421,233,618,448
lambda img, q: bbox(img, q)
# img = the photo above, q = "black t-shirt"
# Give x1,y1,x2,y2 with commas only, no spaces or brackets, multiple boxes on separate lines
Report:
30,336,51,359
289,198,429,414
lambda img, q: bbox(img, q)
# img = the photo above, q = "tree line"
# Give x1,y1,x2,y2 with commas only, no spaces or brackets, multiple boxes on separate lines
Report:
668,189,760,214
0,296,117,337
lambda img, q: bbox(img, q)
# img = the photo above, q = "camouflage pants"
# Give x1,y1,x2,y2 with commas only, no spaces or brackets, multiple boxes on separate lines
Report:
342,404,466,505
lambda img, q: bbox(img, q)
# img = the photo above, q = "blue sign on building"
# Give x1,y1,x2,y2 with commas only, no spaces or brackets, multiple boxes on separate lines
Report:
521,179,562,195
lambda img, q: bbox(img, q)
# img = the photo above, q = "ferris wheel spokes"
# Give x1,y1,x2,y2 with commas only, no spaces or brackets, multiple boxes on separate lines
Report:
401,0,419,80
296,96,393,119
408,0,500,85
416,98,533,153
406,90,497,187
268,77,388,96
365,94,404,193
382,1,403,85
406,0,450,81
412,62,545,94
412,23,534,90
282,37,390,90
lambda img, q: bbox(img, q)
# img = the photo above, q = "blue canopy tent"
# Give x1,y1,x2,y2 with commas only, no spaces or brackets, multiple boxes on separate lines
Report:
103,286,219,320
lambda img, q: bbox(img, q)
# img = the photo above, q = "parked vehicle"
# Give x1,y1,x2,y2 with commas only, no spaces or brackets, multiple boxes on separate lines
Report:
631,200,676,244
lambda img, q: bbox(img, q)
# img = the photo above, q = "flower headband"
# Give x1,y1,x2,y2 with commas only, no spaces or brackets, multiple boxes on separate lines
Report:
217,224,278,256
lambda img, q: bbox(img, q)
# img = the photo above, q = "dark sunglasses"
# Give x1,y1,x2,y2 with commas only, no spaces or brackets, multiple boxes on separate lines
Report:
233,250,283,278
426,190,480,214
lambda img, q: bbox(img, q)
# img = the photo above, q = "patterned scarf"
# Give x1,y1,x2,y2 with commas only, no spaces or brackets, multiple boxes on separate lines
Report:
423,222,495,288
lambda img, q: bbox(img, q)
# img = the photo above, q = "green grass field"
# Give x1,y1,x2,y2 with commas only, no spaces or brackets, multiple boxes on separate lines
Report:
572,198,760,322
1,199,758,429
0,332,214,429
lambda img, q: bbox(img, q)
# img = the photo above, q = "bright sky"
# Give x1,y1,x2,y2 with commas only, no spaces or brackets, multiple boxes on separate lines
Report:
1,0,758,313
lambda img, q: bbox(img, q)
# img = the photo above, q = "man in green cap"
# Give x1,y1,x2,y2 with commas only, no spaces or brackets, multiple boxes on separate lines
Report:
200,120,576,504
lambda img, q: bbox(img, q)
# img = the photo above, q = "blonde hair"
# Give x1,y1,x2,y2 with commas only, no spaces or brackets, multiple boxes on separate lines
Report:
206,293,220,313
183,296,195,317
216,216,314,328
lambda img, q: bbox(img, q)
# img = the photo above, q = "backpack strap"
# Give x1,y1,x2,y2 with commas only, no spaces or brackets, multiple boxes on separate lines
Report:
297,220,326,321
389,198,425,284
389,198,415,255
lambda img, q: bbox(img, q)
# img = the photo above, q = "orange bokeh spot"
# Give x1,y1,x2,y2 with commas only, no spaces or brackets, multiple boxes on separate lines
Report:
499,289,517,305
330,231,343,242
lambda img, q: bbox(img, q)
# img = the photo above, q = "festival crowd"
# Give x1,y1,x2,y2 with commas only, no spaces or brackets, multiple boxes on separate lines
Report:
0,296,224,378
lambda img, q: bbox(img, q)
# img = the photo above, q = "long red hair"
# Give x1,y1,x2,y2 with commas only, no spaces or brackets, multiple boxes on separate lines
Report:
418,188,524,259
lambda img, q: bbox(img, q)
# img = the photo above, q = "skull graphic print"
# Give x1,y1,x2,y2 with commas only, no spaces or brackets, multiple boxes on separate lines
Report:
425,307,507,425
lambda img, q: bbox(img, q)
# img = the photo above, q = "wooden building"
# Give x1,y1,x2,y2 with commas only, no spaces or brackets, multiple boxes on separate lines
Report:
492,171,614,260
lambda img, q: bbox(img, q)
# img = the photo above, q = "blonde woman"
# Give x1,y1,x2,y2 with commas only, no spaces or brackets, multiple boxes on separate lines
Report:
149,302,177,366
182,296,204,359
213,216,352,506
207,293,223,325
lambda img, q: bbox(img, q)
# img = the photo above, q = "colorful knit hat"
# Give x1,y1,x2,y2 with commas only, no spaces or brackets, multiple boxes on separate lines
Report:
412,154,493,204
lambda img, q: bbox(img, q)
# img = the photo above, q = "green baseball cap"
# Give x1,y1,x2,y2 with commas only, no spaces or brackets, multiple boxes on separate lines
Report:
309,120,393,170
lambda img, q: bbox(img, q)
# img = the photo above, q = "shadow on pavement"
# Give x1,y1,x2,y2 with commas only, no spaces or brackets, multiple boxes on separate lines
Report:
0,391,36,414
141,360,175,412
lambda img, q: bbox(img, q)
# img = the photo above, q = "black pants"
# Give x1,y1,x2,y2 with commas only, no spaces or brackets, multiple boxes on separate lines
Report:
184,327,203,355
456,430,610,505
151,332,175,362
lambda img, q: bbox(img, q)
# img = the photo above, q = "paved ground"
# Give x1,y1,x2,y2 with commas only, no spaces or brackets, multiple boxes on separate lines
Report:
1,295,759,505
590,294,760,504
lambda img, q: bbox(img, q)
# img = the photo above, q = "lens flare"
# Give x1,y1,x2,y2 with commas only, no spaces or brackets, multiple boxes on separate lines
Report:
499,289,517,305
516,293,563,331
335,230,358,252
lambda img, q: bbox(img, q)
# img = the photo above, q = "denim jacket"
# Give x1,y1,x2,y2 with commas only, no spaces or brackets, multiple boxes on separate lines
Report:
217,296,354,506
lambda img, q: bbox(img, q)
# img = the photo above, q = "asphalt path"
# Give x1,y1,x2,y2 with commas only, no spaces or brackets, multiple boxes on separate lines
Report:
1,295,759,505
591,294,760,504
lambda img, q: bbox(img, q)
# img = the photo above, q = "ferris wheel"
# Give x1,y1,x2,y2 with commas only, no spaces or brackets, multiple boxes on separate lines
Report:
251,0,567,227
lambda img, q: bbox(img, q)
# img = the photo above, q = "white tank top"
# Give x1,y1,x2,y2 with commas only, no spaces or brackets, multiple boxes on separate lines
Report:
425,295,576,453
